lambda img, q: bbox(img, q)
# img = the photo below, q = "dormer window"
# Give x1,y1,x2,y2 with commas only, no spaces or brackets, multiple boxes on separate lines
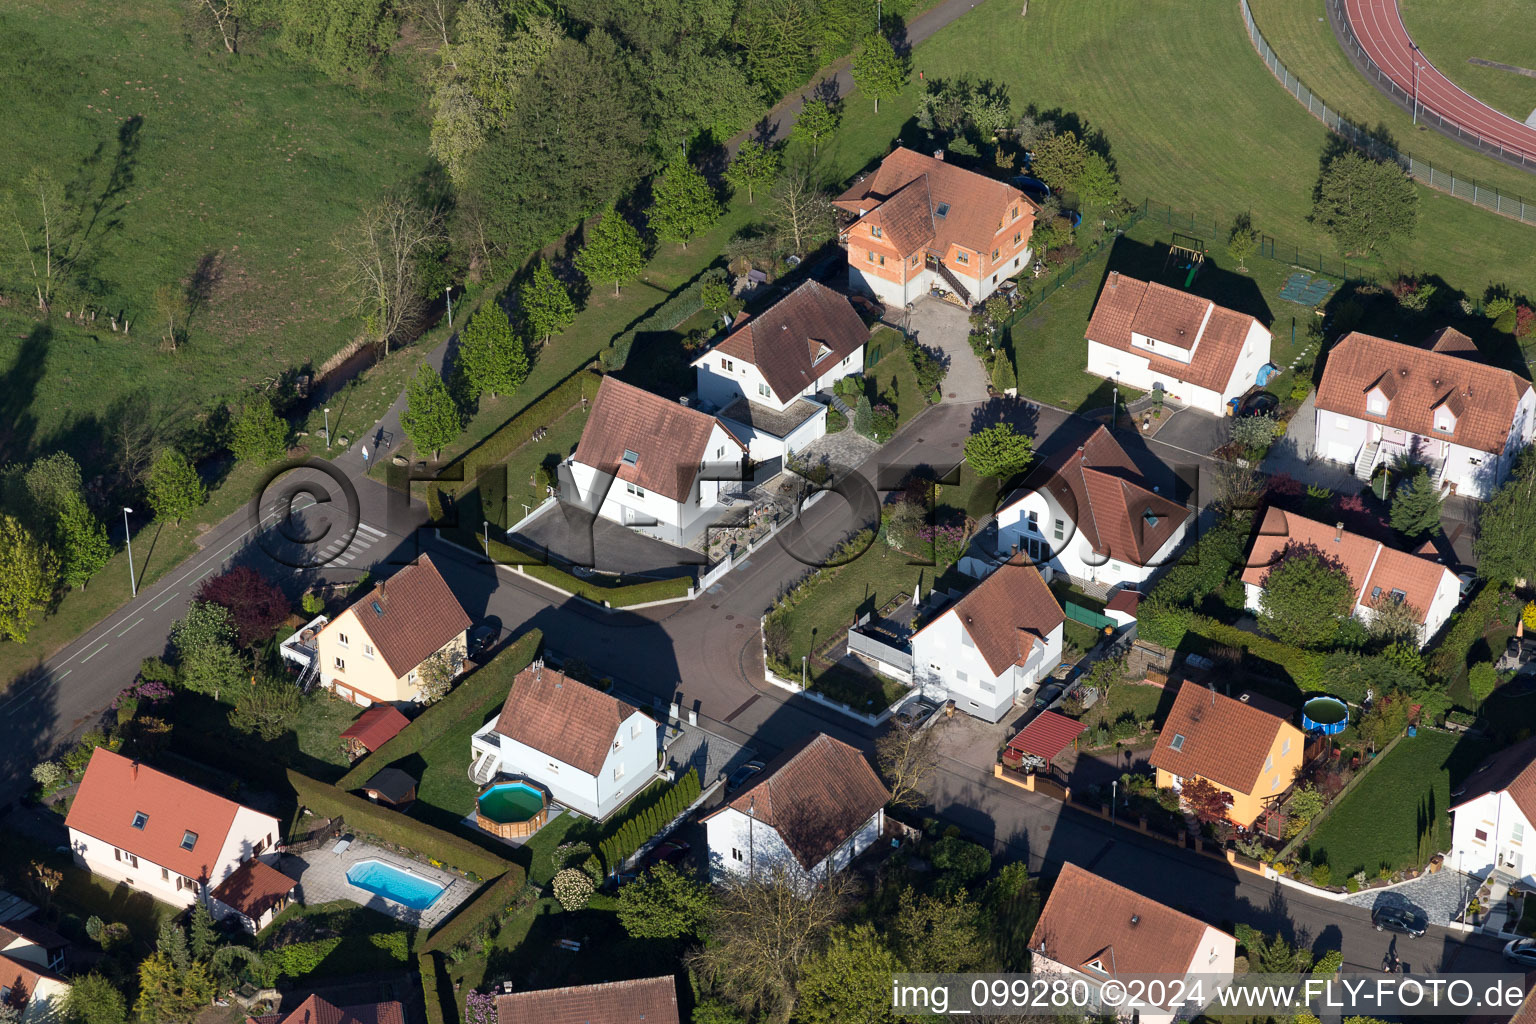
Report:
131,811,149,830
1011,205,1019,220
1390,588,1407,602
955,251,969,264
181,830,198,851
621,449,639,466
935,203,950,218
1366,388,1389,415
1143,510,1160,528
1434,409,1455,433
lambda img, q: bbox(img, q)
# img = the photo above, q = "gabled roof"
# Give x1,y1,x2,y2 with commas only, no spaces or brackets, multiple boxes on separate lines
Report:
329,556,471,678
363,768,418,804
0,919,66,957
1006,710,1086,762
1451,736,1536,823
1240,507,1455,625
834,147,1035,257
1148,683,1295,795
1031,863,1225,979
1085,273,1267,393
1428,326,1480,358
494,976,680,1024
707,281,869,404
1315,330,1531,454
1004,426,1188,567
339,705,410,752
66,748,275,882
493,663,652,776
248,994,406,1024
210,858,297,922
0,951,62,1011
701,734,889,871
918,557,1065,676
573,377,747,503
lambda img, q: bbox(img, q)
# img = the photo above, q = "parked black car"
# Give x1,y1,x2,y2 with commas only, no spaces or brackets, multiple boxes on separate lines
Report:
1371,904,1427,937
1032,682,1066,712
726,760,765,793
1238,390,1278,417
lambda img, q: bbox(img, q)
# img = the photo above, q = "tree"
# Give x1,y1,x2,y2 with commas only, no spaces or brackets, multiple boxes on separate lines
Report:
980,861,1039,971
767,169,834,255
931,835,992,893
1310,150,1418,256
794,923,906,1024
334,196,443,354
735,0,817,99
648,153,722,249
850,33,907,113
401,364,461,460
415,648,462,702
1476,447,1536,585
1285,784,1326,837
964,422,1034,478
276,0,399,78
792,99,840,157
188,903,216,963
1257,542,1356,649
725,140,780,205
617,862,713,938
574,207,645,297
172,601,246,700
875,720,942,808
1075,152,1121,208
1030,131,1090,194
1469,661,1499,705
1227,212,1259,272
519,260,574,345
134,949,214,1024
1359,696,1408,753
1231,412,1278,456
1180,777,1234,824
64,973,127,1024
853,395,875,437
0,514,57,642
1390,467,1443,540
187,0,243,53
153,283,187,351
196,566,289,647
145,448,206,525
1242,928,1312,973
456,300,527,401
2,167,77,311
56,497,110,591
1368,594,1422,645
895,886,986,972
229,395,289,464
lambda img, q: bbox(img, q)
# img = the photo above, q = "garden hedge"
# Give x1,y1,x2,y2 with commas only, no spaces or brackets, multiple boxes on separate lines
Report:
597,768,701,873
262,931,410,978
1428,583,1509,676
337,629,544,790
444,369,603,493
286,770,512,881
419,950,451,1024
1179,615,1326,691
601,280,708,372
420,868,527,954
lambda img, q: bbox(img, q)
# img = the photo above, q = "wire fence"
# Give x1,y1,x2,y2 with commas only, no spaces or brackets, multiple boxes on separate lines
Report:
1137,199,1375,282
1238,0,1536,227
998,205,1147,333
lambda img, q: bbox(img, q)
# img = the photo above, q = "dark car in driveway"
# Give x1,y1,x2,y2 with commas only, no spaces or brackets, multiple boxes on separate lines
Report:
1238,390,1278,417
894,696,941,730
1371,904,1427,937
643,840,691,869
1032,682,1066,712
726,760,765,793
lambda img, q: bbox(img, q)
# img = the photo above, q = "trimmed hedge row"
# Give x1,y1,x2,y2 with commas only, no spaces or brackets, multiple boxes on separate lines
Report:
446,369,603,493
597,767,701,873
1181,615,1326,691
480,536,695,608
419,950,450,1024
420,868,527,954
262,931,409,978
286,769,512,881
601,279,710,372
1428,583,1508,676
337,629,544,790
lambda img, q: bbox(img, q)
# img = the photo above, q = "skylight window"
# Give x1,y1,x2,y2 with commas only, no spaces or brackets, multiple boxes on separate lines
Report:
131,811,149,830
1170,734,1186,751
1370,586,1382,601
621,449,640,466
935,202,950,218
1143,510,1160,527
371,600,383,616
181,831,199,851
1390,588,1407,602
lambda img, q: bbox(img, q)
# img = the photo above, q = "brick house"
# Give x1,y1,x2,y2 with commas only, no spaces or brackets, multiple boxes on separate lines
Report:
834,147,1036,307
495,976,680,1024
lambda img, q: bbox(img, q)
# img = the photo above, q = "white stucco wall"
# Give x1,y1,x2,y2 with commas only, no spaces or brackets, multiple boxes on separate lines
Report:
706,805,883,890
911,609,1063,722
478,710,659,820
721,405,827,461
569,424,742,546
1086,318,1270,418
694,348,863,414
19,973,70,1024
994,491,1190,589
1452,790,1536,888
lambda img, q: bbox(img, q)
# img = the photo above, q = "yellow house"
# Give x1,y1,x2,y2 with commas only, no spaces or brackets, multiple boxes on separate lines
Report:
1149,683,1305,826
314,555,472,706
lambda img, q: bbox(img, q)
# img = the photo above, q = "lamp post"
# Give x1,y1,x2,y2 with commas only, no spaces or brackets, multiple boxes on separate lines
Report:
445,285,454,329
122,507,136,598
483,519,490,554
802,655,808,690
1412,48,1422,125
324,407,332,449
1112,372,1120,430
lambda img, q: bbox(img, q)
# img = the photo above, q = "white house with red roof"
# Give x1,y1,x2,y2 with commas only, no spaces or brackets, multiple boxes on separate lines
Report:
1240,508,1461,647
1450,737,1536,887
908,557,1066,721
0,950,70,1024
994,426,1191,590
691,281,869,460
495,976,679,1024
1312,328,1535,499
567,376,748,547
470,662,660,820
702,733,889,891
65,748,282,913
834,147,1036,307
1084,272,1272,417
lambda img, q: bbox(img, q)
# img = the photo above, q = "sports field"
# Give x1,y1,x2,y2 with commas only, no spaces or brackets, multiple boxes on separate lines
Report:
1401,0,1536,124
819,0,1536,304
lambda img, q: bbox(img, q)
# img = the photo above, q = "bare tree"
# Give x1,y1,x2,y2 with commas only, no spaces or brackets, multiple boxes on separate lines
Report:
1211,451,1263,512
333,196,443,355
401,0,459,52
3,168,76,312
153,284,185,352
189,0,240,53
415,647,463,702
768,170,834,257
875,720,943,808
688,867,853,1024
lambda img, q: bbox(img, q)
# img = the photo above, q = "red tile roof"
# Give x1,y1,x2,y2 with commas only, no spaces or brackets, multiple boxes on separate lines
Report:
210,858,297,922
1451,736,1536,824
1315,330,1531,454
702,733,889,871
493,663,651,776
1148,683,1294,795
329,555,471,678
710,281,869,404
1031,863,1226,979
66,748,274,882
1104,589,1141,616
0,952,54,1011
924,557,1065,677
1240,508,1454,625
248,994,406,1024
494,976,680,1024
339,706,410,751
834,147,1036,258
574,376,746,503
1086,273,1267,393
1006,711,1086,762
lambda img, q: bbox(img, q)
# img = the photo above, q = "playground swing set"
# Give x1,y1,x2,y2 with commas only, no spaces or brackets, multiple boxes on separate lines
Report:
1164,233,1208,288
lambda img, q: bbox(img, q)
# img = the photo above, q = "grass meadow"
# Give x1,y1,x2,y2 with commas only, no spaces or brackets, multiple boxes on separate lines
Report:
1400,0,1536,124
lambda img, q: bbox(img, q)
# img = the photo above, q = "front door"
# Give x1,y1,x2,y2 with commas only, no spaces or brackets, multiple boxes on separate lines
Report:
1504,849,1524,877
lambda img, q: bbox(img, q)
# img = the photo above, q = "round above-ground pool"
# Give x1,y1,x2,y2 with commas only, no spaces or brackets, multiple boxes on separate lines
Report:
1302,696,1349,735
476,781,549,838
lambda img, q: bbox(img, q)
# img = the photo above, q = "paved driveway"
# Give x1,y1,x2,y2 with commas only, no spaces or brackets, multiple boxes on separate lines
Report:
509,503,700,577
906,299,991,402
1144,405,1232,461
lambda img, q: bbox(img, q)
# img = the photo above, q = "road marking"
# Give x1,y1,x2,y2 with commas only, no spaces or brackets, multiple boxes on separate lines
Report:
150,591,180,611
80,643,109,663
54,670,70,682
331,554,355,566
358,523,386,538
116,617,144,637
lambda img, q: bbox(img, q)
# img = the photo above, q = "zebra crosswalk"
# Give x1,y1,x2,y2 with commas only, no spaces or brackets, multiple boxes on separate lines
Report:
324,521,388,567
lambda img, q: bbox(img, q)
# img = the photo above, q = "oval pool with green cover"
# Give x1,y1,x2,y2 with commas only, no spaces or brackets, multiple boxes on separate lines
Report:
476,781,548,838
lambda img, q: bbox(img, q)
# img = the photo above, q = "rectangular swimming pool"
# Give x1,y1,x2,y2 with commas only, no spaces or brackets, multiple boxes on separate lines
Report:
345,859,447,910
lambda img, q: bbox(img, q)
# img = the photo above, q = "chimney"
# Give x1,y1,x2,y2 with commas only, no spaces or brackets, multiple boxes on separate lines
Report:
1107,271,1120,289
933,149,945,161
1335,522,1344,542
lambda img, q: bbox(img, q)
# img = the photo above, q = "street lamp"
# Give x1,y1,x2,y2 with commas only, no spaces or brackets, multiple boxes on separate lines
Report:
483,519,490,555
324,407,332,449
1412,46,1422,125
1112,372,1120,430
122,507,136,598
445,285,454,329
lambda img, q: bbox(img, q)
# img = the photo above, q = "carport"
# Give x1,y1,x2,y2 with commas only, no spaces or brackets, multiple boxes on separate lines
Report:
1002,711,1086,772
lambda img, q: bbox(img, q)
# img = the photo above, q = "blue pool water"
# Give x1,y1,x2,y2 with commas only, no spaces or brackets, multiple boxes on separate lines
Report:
346,859,447,910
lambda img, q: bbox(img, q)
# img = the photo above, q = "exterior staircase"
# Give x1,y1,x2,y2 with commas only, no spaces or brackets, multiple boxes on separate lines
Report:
468,751,498,786
1353,439,1382,482
825,391,855,418
933,260,971,304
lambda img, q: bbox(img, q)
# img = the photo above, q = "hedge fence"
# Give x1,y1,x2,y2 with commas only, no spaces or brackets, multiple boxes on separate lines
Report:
286,769,514,882
597,767,702,873
600,276,712,373
337,629,544,791
419,950,451,1024
477,535,695,608
442,369,603,497
261,930,410,979
419,869,530,954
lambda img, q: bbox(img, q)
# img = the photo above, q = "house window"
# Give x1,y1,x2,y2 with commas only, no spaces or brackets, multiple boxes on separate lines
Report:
878,254,886,266
758,382,772,398
131,811,149,830
1515,823,1527,844
1013,232,1022,245
408,670,418,682
364,643,375,657
371,601,383,616
866,250,875,262
732,848,743,861
1435,412,1454,433
1282,738,1291,756
621,449,640,466
1475,829,1488,843
910,255,919,266
955,251,969,265
1170,734,1186,751
979,679,995,693
613,764,626,781
955,669,969,682
547,762,560,774
1271,775,1281,791
181,831,198,851
162,867,170,881
1110,561,1121,572
626,482,646,498
1053,518,1065,541
1014,258,1020,268
721,358,734,371
1367,390,1388,415
961,632,975,648
1390,589,1407,602
334,657,345,670
1011,205,1019,220
1026,510,1038,531
632,722,643,740
1264,755,1273,773
337,633,348,647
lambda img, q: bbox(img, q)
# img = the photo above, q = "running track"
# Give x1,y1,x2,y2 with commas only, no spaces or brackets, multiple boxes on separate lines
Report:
1343,0,1536,162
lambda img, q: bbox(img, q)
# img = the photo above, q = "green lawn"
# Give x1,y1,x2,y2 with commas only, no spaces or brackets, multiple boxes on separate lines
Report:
1302,729,1491,877
866,329,928,427
1085,682,1170,730
163,686,361,789
0,831,177,952
1400,0,1536,124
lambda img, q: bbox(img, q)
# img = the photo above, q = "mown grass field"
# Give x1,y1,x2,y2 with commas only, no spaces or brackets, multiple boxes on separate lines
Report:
1400,0,1536,124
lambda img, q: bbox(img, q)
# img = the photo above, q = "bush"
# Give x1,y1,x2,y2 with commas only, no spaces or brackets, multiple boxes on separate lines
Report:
261,929,411,979
552,868,595,910
1145,511,1254,608
1137,595,1194,649
1311,863,1332,888
301,592,325,616
825,408,847,433
1429,584,1506,676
